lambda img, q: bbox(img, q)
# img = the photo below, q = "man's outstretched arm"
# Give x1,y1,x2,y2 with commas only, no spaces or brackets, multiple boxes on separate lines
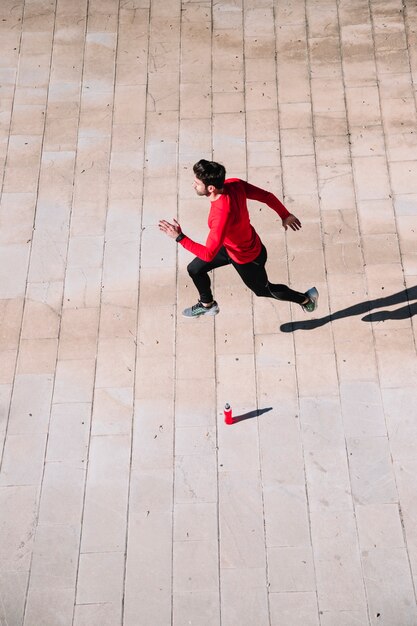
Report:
242,180,302,231
159,209,229,262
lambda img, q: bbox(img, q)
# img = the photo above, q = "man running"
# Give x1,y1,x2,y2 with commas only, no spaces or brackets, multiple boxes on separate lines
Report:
159,159,318,318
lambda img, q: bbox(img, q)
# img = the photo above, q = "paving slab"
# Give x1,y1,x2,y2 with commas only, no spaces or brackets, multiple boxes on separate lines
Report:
0,0,417,624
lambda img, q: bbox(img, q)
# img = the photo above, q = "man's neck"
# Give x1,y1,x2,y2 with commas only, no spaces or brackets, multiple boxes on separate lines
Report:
208,187,224,201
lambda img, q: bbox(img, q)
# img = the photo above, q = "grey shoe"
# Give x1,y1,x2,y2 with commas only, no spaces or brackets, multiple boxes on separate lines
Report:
301,287,318,313
182,300,220,318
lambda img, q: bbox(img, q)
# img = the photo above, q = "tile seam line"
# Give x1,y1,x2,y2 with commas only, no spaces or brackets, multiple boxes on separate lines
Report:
0,0,27,477
111,0,137,626
313,0,375,622
248,2,277,624
390,0,417,352
210,1,223,626
120,2,152,625
171,0,182,624
68,1,121,623
0,1,69,621
367,0,417,609
335,0,405,622
11,1,76,621
0,2,25,195
403,0,417,123
286,2,323,622
210,1,222,623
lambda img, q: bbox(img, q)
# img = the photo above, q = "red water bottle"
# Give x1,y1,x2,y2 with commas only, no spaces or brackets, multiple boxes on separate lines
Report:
224,403,233,425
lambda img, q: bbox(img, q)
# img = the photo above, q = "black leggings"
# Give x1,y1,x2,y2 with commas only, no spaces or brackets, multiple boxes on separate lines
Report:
187,245,306,305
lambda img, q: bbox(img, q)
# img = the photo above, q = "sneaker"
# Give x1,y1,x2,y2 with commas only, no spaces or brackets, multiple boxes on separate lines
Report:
182,300,220,318
301,287,318,313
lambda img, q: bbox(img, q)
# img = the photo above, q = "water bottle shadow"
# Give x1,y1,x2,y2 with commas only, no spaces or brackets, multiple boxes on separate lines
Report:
232,407,273,424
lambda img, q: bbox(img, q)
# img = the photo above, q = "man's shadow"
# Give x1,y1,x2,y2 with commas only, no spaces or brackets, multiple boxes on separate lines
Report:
280,286,417,332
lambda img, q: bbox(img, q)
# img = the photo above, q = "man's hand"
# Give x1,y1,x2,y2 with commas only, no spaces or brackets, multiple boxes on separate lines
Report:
282,214,302,231
159,218,181,239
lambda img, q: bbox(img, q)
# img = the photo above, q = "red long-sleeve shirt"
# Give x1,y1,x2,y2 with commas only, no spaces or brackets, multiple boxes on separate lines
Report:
179,178,290,264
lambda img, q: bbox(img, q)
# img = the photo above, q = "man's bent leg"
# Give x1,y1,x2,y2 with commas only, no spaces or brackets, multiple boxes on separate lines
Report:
187,247,231,304
232,245,307,305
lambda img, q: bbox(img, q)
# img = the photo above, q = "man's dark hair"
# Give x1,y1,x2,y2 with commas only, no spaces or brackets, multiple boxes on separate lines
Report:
193,159,226,189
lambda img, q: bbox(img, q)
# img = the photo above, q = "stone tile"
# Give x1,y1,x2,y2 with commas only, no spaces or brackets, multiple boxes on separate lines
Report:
76,551,125,605
315,135,350,166
339,381,386,437
374,328,417,387
305,448,354,512
296,353,339,397
91,387,133,436
0,243,30,299
282,155,317,195
220,567,269,626
268,546,316,592
135,355,174,399
81,435,131,553
46,402,91,462
219,471,266,570
63,266,102,309
7,373,53,435
58,307,99,360
67,235,104,269
173,540,218,593
361,548,417,625
23,587,75,626
27,523,79,590
129,468,173,513
269,592,319,626
73,602,122,626
300,396,346,451
174,377,216,428
0,192,36,245
352,156,391,200
347,436,398,505
17,338,57,375
123,509,172,626
335,340,379,382
0,434,46,486
38,461,86,526
95,337,136,388
175,454,217,504
279,102,312,129
376,48,410,74
0,348,17,385
390,160,417,195
318,164,356,211
173,591,220,626
356,503,404,548
264,483,311,548
175,426,216,457
22,281,62,339
0,570,29,626
131,396,173,471
382,387,417,458
0,485,38,572
310,511,367,612
345,85,381,126
137,305,175,357
357,199,396,235
102,239,140,290
53,359,96,403
349,125,385,157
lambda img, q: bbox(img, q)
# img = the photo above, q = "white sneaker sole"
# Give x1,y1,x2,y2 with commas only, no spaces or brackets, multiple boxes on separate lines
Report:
182,305,220,318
